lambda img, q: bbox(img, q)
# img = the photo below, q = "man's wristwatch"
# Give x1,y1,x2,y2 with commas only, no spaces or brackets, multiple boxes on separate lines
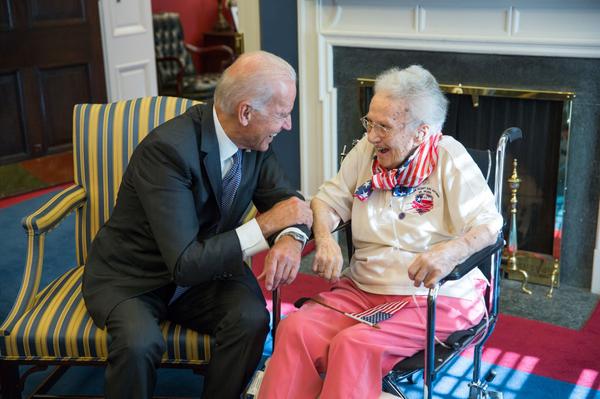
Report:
279,231,307,249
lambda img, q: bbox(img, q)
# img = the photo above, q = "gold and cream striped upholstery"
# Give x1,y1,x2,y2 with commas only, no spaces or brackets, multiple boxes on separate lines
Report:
1,97,211,366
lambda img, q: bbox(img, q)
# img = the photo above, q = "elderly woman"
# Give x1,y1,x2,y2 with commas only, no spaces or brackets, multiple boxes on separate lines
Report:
258,65,502,399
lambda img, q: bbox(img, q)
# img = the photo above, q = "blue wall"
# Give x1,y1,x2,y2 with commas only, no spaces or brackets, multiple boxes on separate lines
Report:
259,0,301,190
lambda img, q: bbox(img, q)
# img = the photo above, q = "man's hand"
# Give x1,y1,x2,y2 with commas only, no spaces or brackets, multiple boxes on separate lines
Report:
311,235,343,283
258,236,303,291
255,197,313,238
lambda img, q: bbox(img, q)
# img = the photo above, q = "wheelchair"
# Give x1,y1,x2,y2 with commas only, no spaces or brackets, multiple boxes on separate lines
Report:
271,127,522,399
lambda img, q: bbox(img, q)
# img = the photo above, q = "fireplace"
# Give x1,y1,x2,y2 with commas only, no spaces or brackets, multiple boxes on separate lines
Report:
297,1,600,291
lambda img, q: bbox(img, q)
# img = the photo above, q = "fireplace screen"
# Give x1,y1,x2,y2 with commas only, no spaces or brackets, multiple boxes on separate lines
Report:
357,79,574,288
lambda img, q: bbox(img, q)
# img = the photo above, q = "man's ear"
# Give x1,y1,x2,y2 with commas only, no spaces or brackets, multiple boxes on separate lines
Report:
238,103,252,126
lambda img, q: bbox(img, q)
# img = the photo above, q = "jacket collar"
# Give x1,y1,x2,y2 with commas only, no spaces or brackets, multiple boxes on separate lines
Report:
196,101,223,205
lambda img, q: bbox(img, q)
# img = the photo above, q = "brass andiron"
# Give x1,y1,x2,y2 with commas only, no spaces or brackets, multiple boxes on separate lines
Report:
546,258,560,298
505,158,532,295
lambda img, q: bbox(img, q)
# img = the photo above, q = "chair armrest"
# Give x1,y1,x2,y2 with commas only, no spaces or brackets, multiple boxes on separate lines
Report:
21,184,87,236
1,185,87,335
185,43,234,57
438,235,504,285
332,220,353,259
332,220,351,234
185,43,235,71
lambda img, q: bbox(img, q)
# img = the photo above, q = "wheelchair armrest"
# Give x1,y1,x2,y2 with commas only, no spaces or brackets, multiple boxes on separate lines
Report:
332,220,351,234
2,185,87,335
438,235,504,285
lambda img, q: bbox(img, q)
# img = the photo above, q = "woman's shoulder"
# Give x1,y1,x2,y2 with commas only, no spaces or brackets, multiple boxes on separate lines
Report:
352,134,373,153
436,135,478,172
438,134,468,157
343,135,374,165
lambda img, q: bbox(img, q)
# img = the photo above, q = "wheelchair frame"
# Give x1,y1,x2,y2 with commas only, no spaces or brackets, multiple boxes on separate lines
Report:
272,127,522,399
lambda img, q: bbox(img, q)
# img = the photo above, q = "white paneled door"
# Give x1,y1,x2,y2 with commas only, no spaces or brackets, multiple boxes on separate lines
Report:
99,0,157,101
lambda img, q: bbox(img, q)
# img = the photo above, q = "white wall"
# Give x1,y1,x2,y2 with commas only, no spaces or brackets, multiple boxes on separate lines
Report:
237,0,261,52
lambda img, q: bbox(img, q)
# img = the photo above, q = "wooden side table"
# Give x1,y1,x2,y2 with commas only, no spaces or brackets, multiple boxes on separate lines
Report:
203,31,244,72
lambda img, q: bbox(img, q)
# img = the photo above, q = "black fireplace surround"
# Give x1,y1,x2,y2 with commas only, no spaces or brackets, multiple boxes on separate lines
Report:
333,47,600,289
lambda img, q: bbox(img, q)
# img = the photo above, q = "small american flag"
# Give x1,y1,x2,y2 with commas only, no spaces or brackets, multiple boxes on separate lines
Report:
296,297,410,328
349,299,409,325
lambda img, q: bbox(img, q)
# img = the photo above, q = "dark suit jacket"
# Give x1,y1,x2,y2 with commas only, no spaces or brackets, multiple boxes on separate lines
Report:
82,102,307,328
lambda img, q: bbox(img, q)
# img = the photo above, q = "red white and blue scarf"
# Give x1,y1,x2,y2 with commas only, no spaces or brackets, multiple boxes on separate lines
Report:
354,132,443,201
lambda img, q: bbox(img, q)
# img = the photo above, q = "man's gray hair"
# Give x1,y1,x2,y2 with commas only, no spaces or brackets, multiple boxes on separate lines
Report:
374,65,448,132
215,51,297,115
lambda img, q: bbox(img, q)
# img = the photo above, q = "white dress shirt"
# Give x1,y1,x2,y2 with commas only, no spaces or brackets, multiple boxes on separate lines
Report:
213,107,306,259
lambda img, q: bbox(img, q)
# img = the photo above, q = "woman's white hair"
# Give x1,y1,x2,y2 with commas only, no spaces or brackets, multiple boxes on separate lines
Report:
374,65,448,132
214,51,296,115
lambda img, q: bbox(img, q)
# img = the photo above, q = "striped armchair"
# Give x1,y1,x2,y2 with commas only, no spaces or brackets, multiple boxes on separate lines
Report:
0,97,213,398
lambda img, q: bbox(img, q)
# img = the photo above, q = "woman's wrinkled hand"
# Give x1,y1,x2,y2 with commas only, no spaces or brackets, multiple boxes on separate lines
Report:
407,246,458,288
311,235,343,283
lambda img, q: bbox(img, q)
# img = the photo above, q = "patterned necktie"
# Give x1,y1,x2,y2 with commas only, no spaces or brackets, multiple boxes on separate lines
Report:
221,150,242,212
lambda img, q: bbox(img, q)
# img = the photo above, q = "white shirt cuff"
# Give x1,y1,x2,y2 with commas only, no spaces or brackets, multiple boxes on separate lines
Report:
236,218,269,258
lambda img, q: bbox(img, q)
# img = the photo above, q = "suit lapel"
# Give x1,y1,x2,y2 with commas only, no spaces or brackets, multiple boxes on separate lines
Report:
198,103,223,208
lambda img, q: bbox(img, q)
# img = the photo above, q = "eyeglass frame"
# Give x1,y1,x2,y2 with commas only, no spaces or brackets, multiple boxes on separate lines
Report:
360,115,418,137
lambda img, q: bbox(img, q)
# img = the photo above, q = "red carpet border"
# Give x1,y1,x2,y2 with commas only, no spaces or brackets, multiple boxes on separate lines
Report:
0,183,71,209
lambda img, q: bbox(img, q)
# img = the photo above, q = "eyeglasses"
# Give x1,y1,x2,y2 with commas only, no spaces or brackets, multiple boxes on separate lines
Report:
360,116,392,136
360,116,416,137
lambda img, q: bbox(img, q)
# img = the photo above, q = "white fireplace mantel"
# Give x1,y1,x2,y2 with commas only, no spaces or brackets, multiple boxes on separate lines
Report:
296,0,600,293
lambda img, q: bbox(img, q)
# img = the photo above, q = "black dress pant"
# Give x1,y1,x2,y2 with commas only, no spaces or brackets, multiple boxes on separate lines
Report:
104,266,270,399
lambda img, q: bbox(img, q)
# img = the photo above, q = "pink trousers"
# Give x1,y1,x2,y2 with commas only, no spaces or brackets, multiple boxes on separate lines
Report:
258,278,486,399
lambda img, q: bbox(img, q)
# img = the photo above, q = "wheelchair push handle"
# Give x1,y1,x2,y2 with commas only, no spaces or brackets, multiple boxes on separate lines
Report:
502,127,522,143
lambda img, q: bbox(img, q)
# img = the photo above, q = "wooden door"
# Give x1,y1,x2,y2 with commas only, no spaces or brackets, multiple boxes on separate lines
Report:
0,0,106,196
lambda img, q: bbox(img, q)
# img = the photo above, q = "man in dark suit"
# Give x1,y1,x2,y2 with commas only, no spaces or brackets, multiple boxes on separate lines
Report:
82,51,312,399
